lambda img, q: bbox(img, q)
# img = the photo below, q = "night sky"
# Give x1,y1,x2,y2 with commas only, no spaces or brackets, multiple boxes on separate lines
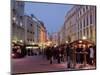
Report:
24,1,73,34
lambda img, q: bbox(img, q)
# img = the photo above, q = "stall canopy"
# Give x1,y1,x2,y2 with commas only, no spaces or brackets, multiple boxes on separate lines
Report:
69,39,94,46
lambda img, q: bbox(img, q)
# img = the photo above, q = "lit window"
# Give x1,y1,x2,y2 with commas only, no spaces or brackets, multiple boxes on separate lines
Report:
20,22,23,27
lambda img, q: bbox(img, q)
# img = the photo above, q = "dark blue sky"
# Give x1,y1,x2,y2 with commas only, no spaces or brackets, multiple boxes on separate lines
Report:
25,2,73,34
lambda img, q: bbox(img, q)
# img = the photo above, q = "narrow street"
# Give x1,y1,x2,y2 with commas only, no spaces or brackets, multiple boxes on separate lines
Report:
11,55,95,74
11,55,67,74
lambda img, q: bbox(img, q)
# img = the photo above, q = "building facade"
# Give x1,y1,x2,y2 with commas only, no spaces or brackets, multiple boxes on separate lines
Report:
11,1,47,46
39,22,47,50
23,15,35,44
38,21,47,46
11,0,25,43
58,25,66,44
64,5,96,44
34,21,47,44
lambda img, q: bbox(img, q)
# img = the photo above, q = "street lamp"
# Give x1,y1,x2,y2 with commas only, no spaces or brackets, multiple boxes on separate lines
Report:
20,40,23,43
82,36,87,40
66,41,68,44
13,16,16,22
79,40,82,43
32,42,35,45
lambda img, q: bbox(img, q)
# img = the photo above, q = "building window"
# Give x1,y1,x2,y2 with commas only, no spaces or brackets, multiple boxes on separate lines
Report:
80,10,81,16
12,22,16,26
80,30,82,38
78,23,79,30
87,15,88,26
83,18,85,27
80,21,82,29
12,9,16,15
30,24,32,27
33,32,34,34
86,6,88,10
78,12,80,18
90,26,93,40
78,32,79,39
86,28,89,38
20,16,23,19
27,30,29,33
83,7,85,13
84,29,85,36
20,22,23,27
90,14,92,24
20,3,24,7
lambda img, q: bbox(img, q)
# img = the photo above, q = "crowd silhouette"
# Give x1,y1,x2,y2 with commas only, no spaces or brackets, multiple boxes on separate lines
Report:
43,43,96,68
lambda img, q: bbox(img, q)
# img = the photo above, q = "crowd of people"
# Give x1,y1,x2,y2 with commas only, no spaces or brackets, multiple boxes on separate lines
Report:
12,42,96,68
43,44,96,68
44,45,65,64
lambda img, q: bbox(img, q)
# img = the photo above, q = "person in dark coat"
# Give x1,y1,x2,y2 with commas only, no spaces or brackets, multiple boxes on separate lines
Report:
56,47,62,64
76,46,81,64
80,46,84,64
93,45,96,66
53,47,57,60
61,47,65,62
45,47,50,60
21,45,27,57
86,46,90,64
66,45,73,68
49,47,54,64
89,46,94,65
